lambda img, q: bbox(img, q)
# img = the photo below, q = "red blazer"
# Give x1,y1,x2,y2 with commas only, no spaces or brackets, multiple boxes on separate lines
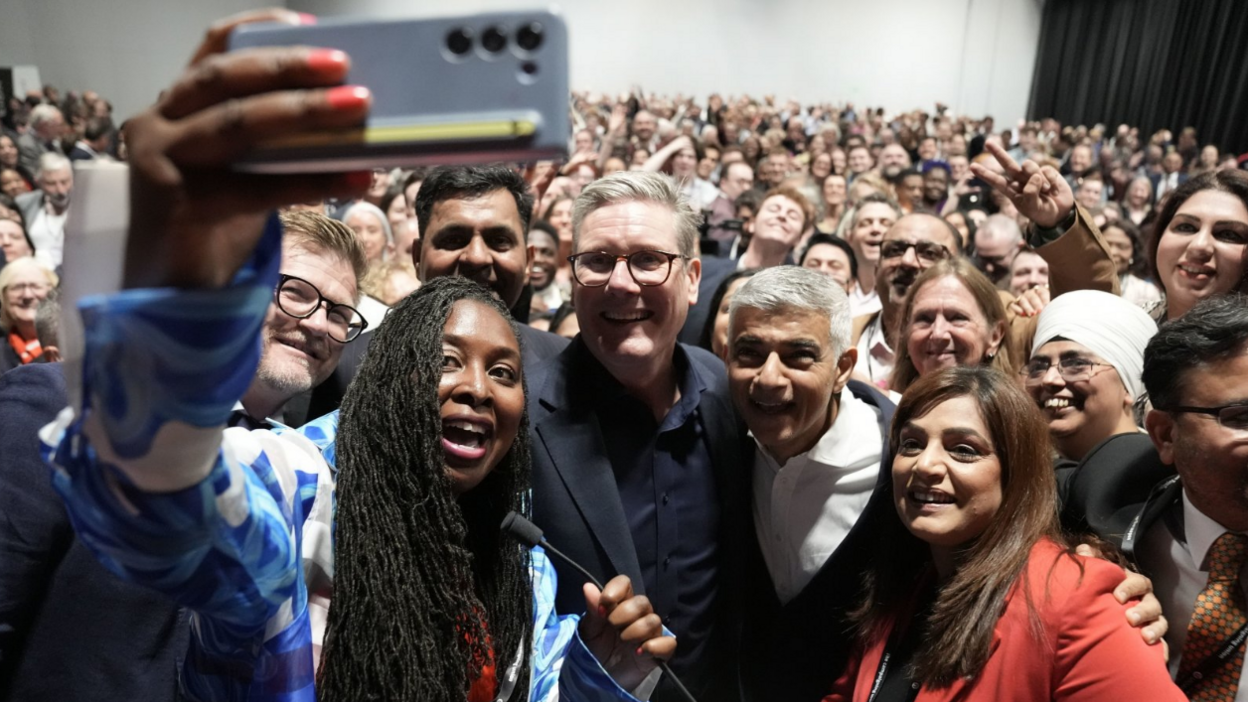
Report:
825,538,1185,702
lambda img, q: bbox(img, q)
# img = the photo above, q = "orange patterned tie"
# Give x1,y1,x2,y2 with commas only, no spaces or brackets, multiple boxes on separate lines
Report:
1180,531,1248,701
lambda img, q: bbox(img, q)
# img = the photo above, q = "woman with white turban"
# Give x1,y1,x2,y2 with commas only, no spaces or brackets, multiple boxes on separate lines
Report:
1021,290,1157,461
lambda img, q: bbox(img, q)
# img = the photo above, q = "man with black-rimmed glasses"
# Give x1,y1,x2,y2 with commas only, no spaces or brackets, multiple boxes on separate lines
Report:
240,211,368,427
1062,295,1248,701
527,171,749,702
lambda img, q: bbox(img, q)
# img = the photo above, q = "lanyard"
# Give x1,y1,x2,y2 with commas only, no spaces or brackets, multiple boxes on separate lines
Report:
865,651,892,702
1177,622,1248,692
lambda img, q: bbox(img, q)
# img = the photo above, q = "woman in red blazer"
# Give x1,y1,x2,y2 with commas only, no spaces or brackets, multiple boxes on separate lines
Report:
826,366,1185,702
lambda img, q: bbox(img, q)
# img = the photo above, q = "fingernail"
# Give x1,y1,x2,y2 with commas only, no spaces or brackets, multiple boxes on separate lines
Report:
308,49,347,74
297,12,318,25
636,647,645,657
1129,612,1141,624
326,85,370,110
598,605,607,617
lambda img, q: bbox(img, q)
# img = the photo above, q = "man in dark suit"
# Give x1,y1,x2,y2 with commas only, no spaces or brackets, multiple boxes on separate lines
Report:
294,166,568,424
1149,150,1189,202
1062,295,1248,699
528,171,748,702
0,362,187,701
723,266,895,701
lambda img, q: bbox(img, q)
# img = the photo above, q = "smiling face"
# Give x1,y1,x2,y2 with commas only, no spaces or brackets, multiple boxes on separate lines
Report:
438,299,524,497
0,219,32,261
672,146,698,179
255,242,356,400
346,209,389,264
905,276,1002,376
572,200,700,381
877,215,959,305
1008,250,1049,295
847,202,896,269
2,264,51,333
728,305,852,463
0,136,18,168
528,227,558,291
0,168,27,199
753,194,806,251
893,395,1003,557
1027,340,1131,459
547,199,574,244
417,189,531,309
1155,190,1248,318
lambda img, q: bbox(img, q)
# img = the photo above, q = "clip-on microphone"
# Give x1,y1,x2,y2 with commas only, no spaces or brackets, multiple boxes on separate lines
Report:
501,511,699,702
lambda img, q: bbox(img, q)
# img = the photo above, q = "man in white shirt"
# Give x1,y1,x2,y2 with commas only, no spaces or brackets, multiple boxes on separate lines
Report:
15,153,74,269
1064,296,1248,700
724,266,896,700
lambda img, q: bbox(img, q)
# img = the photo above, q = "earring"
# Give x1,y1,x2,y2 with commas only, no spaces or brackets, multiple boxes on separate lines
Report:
1128,257,1134,265
986,350,996,360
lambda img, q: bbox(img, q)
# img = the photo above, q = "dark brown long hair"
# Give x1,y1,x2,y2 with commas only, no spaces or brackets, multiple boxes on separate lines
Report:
1147,169,1248,300
851,366,1060,686
318,276,533,702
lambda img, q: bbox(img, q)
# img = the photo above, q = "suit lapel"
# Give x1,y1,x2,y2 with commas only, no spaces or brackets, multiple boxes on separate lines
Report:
534,388,645,589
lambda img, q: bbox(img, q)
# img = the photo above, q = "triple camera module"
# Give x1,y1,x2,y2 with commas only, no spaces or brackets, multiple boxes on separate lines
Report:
444,21,545,58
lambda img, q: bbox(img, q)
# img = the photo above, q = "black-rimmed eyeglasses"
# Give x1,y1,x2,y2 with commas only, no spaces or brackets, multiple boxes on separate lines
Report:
879,240,950,262
274,274,368,343
1161,402,1248,433
567,250,688,287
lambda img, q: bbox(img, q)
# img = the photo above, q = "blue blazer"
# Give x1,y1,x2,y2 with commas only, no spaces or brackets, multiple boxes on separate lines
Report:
0,363,187,702
526,338,750,702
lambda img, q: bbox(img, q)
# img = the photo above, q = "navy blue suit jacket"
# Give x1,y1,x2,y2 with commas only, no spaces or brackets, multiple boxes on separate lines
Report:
526,338,749,702
0,363,186,702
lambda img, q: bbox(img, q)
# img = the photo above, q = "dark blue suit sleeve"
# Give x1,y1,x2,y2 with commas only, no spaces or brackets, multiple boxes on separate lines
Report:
0,363,70,689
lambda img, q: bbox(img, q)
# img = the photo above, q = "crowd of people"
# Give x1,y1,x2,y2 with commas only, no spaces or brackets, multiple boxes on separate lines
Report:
3,8,1248,702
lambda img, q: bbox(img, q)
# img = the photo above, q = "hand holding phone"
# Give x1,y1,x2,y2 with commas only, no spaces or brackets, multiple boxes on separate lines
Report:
228,10,570,173
122,8,372,290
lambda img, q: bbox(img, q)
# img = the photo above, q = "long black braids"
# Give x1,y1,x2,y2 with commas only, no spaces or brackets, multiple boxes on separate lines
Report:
318,276,533,702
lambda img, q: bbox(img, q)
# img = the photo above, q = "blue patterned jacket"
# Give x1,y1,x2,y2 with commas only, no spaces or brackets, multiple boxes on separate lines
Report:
40,218,653,702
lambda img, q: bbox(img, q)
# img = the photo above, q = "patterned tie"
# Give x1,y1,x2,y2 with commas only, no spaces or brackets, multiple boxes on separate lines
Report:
1180,531,1248,701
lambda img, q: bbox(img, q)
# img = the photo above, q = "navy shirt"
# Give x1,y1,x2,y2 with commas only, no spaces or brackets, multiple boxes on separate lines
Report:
584,344,722,680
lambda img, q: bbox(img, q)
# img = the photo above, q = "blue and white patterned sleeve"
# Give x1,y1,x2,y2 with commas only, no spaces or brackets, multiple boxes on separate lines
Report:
39,218,331,702
528,547,662,702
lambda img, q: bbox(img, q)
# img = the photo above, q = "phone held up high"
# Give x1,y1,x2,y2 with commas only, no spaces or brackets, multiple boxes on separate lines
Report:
228,10,569,173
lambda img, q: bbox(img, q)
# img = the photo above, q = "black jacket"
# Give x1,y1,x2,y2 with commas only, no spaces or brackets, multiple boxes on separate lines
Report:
739,381,896,702
0,363,187,702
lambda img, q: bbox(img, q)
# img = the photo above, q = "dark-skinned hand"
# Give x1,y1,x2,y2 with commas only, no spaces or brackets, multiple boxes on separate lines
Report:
579,575,676,691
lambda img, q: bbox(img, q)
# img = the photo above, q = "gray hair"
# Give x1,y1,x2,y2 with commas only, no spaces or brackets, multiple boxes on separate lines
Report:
571,171,699,258
36,152,71,180
728,266,851,356
29,104,63,129
978,213,1023,245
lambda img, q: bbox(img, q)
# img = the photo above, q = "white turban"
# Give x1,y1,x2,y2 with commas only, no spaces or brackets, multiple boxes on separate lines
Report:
1032,290,1157,400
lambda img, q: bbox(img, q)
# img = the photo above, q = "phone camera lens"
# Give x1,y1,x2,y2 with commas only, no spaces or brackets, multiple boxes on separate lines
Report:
516,22,544,52
481,27,508,54
446,28,474,56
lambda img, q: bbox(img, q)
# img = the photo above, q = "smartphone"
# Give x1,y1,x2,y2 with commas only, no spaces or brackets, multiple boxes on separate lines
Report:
228,10,569,173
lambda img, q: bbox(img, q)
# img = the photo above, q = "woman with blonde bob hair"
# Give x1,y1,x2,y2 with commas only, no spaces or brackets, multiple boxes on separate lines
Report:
1,256,58,372
890,258,1011,394
826,366,1183,702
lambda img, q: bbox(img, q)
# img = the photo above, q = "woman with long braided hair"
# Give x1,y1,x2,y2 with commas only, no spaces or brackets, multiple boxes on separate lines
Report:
48,248,674,702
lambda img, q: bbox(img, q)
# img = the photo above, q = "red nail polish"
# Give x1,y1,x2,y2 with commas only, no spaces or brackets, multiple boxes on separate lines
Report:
597,605,607,617
297,12,317,25
636,647,645,657
307,49,347,74
326,86,369,110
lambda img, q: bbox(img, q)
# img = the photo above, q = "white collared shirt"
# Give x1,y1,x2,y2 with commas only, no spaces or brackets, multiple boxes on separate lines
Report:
853,313,895,389
752,390,883,603
28,205,67,269
848,281,881,318
1138,489,1248,698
